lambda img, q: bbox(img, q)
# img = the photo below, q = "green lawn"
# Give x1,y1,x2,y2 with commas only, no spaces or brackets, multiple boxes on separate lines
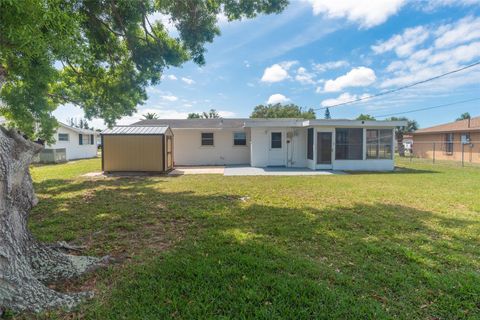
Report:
23,158,480,319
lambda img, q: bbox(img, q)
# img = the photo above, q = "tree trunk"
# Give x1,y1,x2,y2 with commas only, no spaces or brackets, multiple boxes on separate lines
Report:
0,126,105,312
397,139,405,157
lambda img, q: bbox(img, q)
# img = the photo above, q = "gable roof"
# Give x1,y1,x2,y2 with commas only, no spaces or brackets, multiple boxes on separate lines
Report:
58,122,97,134
102,126,170,135
414,116,480,134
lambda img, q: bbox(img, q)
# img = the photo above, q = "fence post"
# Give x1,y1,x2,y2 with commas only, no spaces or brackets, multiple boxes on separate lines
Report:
462,143,465,167
433,142,436,164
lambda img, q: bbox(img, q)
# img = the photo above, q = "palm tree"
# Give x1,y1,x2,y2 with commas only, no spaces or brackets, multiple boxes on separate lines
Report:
456,112,471,121
142,112,159,120
385,117,419,157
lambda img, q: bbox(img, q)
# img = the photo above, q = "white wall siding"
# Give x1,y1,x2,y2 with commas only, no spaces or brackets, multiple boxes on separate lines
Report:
47,126,98,161
250,127,307,168
172,128,250,165
333,160,394,171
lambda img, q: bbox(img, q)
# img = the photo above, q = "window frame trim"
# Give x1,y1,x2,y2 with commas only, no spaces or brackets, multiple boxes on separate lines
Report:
201,132,215,147
270,131,283,149
233,131,247,147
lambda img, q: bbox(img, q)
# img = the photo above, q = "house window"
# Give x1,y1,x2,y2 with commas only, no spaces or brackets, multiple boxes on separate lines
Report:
58,133,69,141
307,128,314,160
90,134,94,145
271,132,282,149
233,132,247,146
335,128,363,160
367,129,393,159
461,133,470,144
201,132,214,146
445,133,454,154
79,134,90,145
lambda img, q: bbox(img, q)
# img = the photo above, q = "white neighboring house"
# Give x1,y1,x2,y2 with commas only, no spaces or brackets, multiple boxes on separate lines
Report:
46,122,98,161
131,118,406,171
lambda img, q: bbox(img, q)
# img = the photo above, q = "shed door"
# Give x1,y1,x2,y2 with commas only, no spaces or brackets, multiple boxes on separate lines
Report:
166,135,173,170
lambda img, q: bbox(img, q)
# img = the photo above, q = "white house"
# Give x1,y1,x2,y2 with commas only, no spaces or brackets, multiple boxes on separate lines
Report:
45,122,98,161
130,118,406,171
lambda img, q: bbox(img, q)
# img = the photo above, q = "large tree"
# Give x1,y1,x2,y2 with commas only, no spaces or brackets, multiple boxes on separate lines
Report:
250,103,316,119
0,0,288,313
356,114,376,121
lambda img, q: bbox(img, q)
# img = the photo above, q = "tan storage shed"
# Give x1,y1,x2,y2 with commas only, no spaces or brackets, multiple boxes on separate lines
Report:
101,126,173,172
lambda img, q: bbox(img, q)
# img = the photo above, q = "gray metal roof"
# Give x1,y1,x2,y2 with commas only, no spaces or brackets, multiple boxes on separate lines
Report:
133,119,246,129
102,126,169,135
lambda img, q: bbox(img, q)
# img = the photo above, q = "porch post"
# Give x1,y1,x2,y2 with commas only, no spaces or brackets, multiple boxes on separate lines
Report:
362,127,367,160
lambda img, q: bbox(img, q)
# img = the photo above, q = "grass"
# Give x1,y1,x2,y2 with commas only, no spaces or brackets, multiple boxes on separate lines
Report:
20,158,480,319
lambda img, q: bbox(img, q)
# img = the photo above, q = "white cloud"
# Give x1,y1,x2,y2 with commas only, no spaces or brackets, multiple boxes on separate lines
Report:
161,95,178,102
261,61,298,83
306,0,406,28
166,75,177,80
372,26,430,57
323,67,376,92
261,64,288,83
434,16,480,49
312,60,349,72
295,67,316,84
321,92,363,107
376,16,480,91
181,77,195,85
267,94,290,104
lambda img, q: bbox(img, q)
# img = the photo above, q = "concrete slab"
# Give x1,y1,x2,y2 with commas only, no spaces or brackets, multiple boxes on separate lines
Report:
169,166,225,175
223,166,346,176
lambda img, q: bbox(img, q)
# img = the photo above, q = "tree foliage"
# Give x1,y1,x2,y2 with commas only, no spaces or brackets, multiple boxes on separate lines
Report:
456,112,471,121
143,112,159,120
187,109,220,119
0,0,288,142
385,116,419,140
250,103,316,119
356,114,376,121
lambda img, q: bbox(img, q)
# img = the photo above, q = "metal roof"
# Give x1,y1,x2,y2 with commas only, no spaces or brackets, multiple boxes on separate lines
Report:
133,119,246,129
102,126,169,135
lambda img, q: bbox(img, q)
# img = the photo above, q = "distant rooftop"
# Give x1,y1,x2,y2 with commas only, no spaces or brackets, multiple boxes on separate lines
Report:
414,116,480,134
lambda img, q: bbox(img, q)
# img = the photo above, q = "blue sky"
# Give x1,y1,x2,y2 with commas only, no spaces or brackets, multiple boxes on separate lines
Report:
54,0,480,129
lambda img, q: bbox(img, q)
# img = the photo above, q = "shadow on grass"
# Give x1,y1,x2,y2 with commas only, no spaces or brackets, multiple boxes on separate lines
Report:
30,177,480,319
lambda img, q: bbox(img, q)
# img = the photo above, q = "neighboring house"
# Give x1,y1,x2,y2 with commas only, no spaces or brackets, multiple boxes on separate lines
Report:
412,116,480,163
403,134,413,153
123,118,406,171
42,122,98,161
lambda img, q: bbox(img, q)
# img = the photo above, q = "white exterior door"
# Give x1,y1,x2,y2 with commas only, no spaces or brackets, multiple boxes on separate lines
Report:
268,130,286,166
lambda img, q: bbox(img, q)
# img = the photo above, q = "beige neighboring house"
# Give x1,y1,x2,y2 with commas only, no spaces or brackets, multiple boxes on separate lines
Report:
412,116,480,163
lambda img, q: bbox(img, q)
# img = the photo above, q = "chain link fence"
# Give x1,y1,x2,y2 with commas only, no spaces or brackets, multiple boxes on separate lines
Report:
400,141,480,167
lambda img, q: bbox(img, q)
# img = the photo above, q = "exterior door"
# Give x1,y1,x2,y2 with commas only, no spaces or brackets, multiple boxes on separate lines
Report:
268,131,286,166
317,132,332,166
166,135,173,170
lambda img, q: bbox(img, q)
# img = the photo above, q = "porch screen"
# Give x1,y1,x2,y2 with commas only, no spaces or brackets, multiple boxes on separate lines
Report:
307,128,314,160
367,129,393,159
335,128,363,160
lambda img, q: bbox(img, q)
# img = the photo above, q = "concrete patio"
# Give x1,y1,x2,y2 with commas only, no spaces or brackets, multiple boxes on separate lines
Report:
168,166,346,176
223,166,346,176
